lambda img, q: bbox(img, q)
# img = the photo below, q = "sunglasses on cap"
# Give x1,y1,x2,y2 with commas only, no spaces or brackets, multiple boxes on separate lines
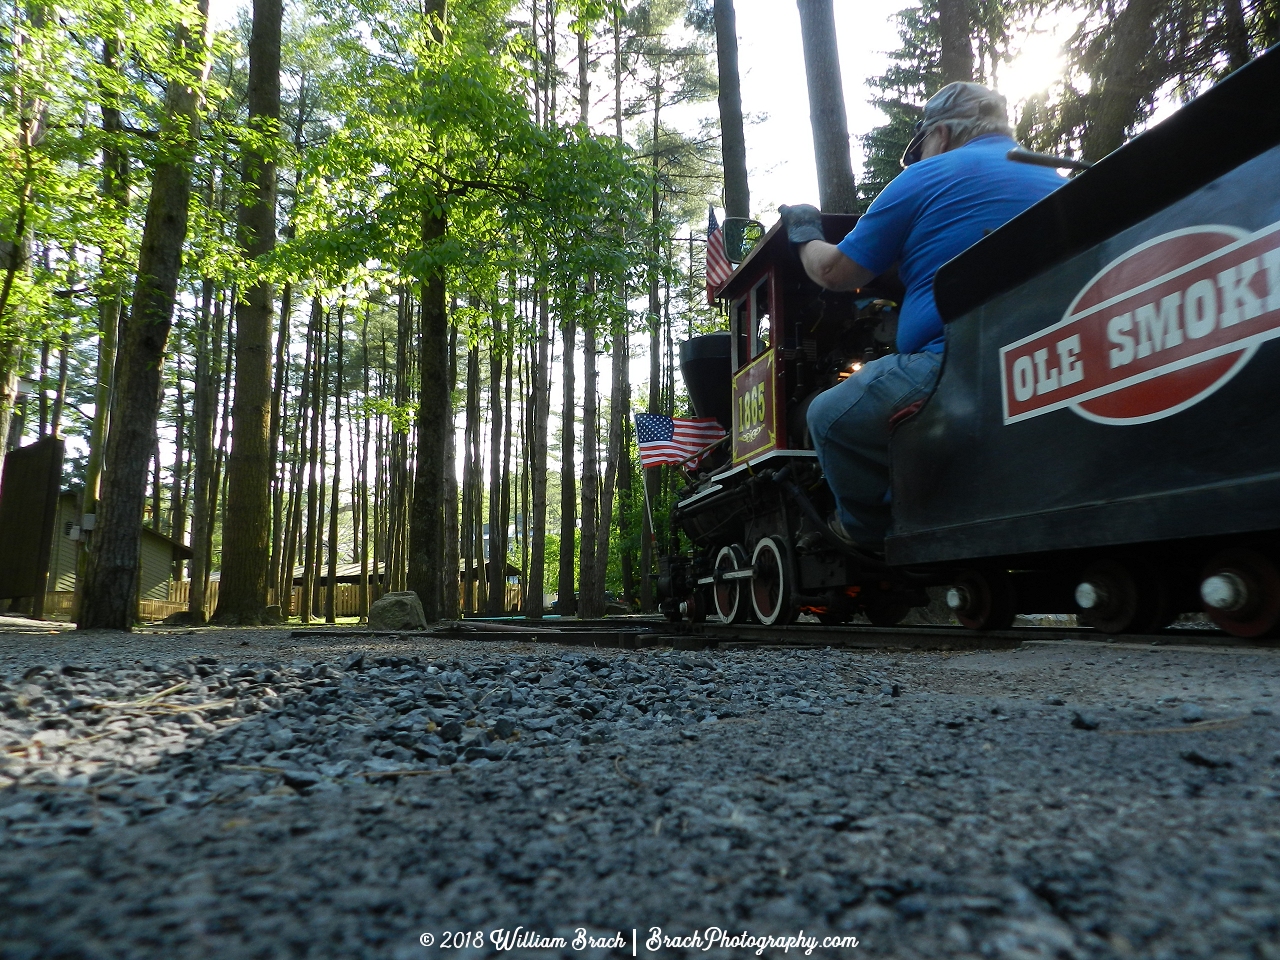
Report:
900,118,931,168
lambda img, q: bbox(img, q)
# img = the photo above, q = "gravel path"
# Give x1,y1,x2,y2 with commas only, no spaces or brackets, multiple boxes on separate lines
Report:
2,619,1279,960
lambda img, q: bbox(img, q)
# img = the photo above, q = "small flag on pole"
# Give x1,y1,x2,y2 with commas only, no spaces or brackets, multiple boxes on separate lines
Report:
635,413,727,468
706,205,733,305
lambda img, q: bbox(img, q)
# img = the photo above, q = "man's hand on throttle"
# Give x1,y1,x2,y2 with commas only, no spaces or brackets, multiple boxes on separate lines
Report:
779,204,825,246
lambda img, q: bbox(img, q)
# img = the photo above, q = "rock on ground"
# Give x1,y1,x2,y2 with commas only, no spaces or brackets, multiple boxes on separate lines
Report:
0,623,1278,960
367,591,427,631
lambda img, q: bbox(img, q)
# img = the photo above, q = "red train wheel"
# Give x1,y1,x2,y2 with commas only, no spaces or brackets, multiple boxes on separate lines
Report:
1200,548,1280,638
751,536,798,626
946,569,1016,631
712,545,751,624
1075,558,1174,634
864,599,913,627
684,593,707,624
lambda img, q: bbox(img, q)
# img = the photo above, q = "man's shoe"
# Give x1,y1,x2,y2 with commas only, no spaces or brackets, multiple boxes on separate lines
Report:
827,513,885,557
827,512,859,546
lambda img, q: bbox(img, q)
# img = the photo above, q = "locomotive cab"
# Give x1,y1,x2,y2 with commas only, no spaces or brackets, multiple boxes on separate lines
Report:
711,214,901,465
664,215,924,627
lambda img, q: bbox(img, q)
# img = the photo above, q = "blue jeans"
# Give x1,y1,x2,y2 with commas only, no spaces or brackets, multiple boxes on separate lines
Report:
806,350,943,546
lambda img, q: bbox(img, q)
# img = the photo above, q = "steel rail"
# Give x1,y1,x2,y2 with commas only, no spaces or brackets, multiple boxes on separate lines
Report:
290,617,1280,653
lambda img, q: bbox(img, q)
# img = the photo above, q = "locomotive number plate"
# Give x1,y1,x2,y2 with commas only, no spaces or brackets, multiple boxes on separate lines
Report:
732,348,777,463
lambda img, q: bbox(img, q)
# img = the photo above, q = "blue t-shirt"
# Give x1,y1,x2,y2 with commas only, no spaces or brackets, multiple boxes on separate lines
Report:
837,134,1065,354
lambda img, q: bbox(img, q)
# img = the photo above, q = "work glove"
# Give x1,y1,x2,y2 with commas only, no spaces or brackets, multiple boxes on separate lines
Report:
779,203,825,246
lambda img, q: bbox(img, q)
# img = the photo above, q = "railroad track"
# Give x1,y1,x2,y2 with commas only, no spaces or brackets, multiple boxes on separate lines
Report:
289,617,1280,653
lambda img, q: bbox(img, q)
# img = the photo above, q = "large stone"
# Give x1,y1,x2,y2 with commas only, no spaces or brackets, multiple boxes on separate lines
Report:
368,591,427,631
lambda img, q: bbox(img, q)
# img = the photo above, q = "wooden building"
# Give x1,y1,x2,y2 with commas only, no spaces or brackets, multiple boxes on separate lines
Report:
42,490,193,620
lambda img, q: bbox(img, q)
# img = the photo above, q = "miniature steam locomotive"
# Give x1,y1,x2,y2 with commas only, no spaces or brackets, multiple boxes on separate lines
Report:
657,47,1280,637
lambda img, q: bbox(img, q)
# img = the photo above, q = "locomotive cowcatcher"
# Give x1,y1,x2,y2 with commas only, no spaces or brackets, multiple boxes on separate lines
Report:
657,46,1280,638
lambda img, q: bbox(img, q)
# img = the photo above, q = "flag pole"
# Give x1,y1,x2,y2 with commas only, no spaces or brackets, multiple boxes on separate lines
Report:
675,433,729,472
640,464,658,553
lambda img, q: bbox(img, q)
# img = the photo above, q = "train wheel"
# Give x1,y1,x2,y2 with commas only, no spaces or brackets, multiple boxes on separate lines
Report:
864,599,913,627
751,536,798,626
1199,548,1280,638
712,545,752,623
684,592,708,624
946,569,1016,631
1074,558,1173,634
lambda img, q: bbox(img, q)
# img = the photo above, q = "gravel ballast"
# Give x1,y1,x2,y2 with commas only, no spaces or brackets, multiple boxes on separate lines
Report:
1,621,1279,959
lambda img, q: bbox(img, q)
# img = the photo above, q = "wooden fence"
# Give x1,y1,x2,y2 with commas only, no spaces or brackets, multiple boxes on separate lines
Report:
40,579,524,623
42,590,200,623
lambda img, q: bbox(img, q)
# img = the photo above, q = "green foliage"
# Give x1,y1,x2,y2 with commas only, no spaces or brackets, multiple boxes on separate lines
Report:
0,0,220,345
860,4,943,207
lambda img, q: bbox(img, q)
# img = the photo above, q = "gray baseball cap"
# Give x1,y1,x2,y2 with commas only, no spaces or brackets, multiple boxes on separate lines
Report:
900,82,1009,167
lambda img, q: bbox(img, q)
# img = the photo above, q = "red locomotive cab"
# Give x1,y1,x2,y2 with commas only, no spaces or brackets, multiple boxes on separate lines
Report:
704,213,900,467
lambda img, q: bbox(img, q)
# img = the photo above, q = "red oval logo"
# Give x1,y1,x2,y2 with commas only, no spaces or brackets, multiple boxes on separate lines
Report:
1000,221,1280,425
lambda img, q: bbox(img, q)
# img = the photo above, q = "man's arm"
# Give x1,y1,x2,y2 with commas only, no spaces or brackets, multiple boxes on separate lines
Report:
779,203,877,292
799,240,875,292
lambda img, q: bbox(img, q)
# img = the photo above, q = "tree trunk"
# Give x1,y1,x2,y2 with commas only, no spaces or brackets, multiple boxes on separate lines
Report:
486,299,506,614
325,302,343,622
796,0,858,213
0,2,49,464
713,0,750,218
524,289,551,618
407,208,449,619
640,73,663,614
266,279,292,603
209,311,234,581
443,322,460,619
937,0,974,84
471,343,485,614
33,341,49,438
311,315,330,615
300,297,323,623
357,304,371,618
578,301,599,619
49,334,69,437
372,357,385,604
1221,0,1252,72
77,111,124,618
79,0,212,630
151,439,163,530
573,30,600,620
499,325,513,611
279,298,312,614
216,0,282,623
519,337,530,602
168,347,187,561
405,0,449,620
1080,0,1163,162
557,314,577,613
188,282,221,621
597,304,628,610
461,339,480,613
618,387,635,605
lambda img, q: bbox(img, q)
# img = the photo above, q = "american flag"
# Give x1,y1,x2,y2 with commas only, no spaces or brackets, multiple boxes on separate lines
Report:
706,205,733,304
635,413,727,468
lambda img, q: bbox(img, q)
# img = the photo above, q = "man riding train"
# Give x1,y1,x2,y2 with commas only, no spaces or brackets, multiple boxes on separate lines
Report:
779,81,1065,552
